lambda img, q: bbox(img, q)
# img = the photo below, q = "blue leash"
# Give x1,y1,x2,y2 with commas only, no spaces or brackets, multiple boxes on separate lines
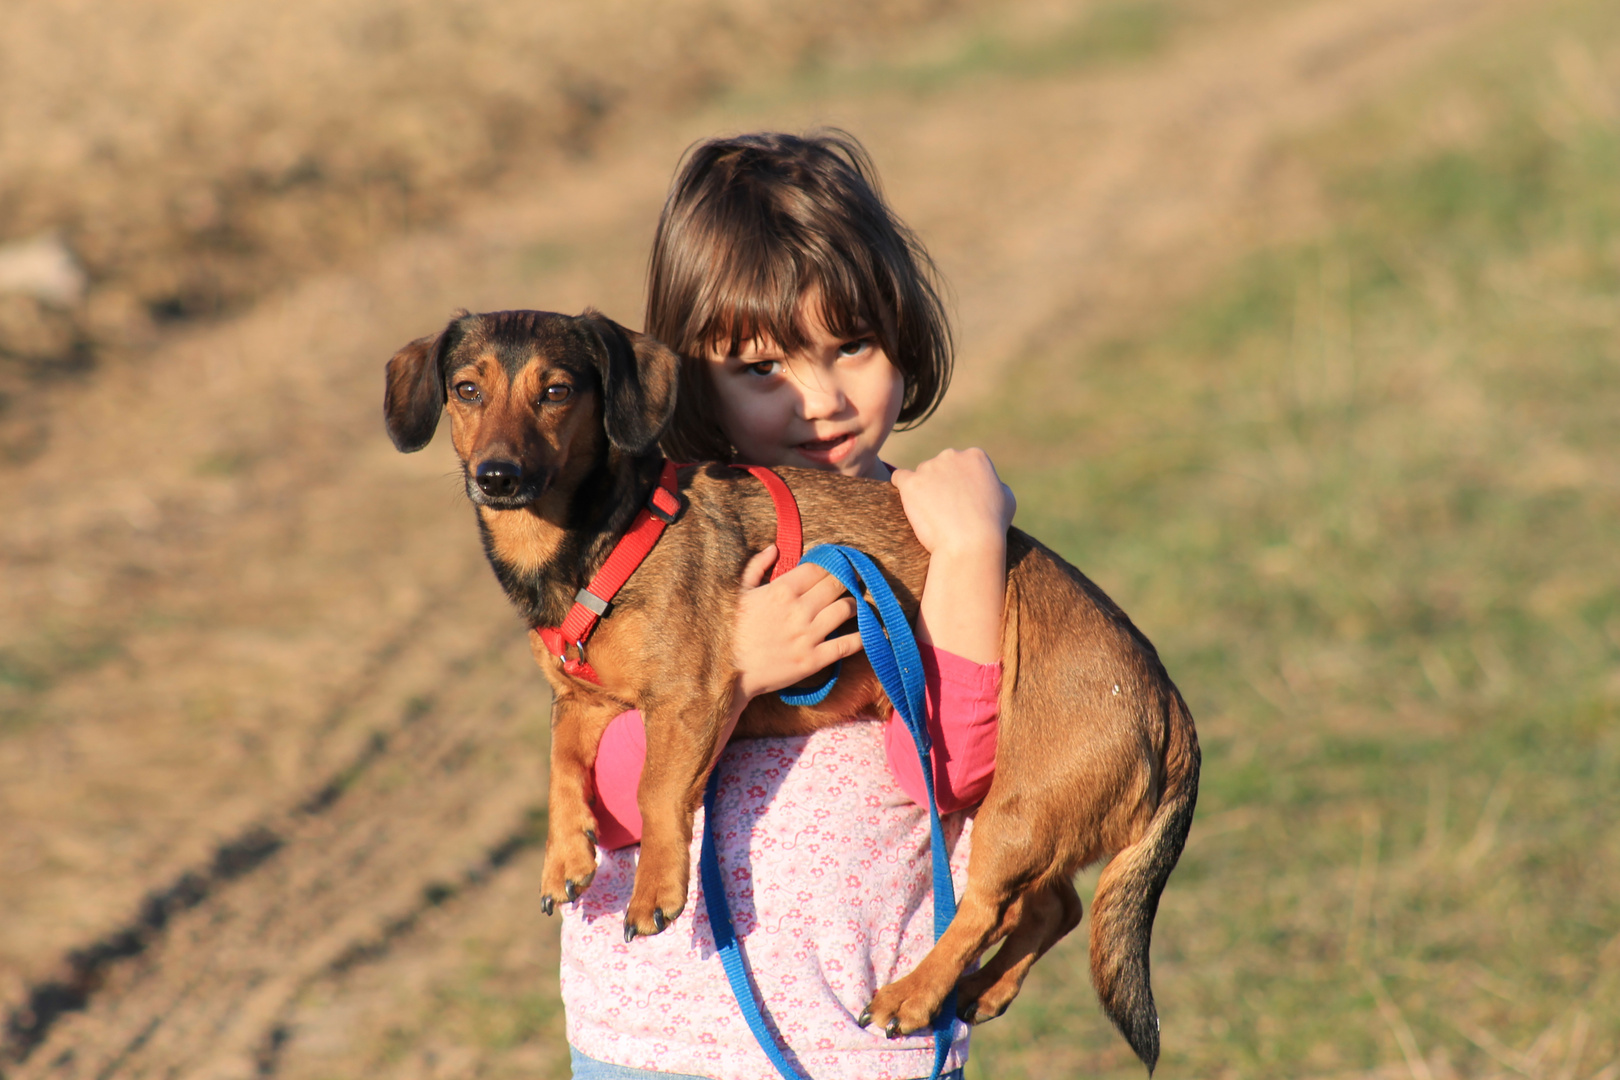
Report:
699,544,959,1080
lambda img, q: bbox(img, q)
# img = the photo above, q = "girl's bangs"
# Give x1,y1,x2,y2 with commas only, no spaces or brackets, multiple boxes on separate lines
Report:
689,251,884,360
690,262,801,360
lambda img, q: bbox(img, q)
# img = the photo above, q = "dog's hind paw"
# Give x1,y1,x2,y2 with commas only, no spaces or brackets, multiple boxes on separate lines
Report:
955,966,1020,1025
954,993,1009,1026
863,973,951,1040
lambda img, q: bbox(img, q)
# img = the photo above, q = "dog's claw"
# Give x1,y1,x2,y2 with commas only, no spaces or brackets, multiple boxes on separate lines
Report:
624,923,638,944
584,828,597,847
856,1008,872,1028
540,894,554,917
565,879,579,903
652,908,668,933
885,1018,902,1040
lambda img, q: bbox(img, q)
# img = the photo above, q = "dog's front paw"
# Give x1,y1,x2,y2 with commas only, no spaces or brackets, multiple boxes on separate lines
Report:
859,972,952,1040
539,825,599,915
622,847,689,941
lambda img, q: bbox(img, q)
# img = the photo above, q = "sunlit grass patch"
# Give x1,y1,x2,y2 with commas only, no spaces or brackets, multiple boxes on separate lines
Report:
724,0,1190,108
943,3,1620,1076
885,0,1177,90
0,629,124,731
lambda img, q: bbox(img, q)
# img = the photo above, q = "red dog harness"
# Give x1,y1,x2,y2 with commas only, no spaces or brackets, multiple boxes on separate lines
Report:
536,461,803,684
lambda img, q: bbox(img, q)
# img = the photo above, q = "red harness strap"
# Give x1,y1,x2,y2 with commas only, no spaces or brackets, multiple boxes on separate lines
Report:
737,465,802,579
537,459,684,683
536,461,803,684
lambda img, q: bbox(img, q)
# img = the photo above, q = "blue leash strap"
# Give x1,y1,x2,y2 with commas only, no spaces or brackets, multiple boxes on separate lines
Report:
700,769,807,1077
776,659,839,706
698,543,959,1080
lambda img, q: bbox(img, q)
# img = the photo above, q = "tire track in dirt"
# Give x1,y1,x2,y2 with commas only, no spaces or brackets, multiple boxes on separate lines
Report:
0,0,1531,1074
7,609,551,1079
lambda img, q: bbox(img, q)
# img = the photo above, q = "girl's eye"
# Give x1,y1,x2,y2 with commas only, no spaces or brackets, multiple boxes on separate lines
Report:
837,338,871,358
455,382,481,402
541,385,572,404
746,360,784,377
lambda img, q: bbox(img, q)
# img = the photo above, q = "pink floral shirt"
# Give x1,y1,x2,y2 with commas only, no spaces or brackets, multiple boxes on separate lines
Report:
561,649,1000,1080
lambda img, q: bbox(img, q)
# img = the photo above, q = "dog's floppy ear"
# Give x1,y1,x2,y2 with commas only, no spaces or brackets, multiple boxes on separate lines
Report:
384,310,469,452
580,309,679,454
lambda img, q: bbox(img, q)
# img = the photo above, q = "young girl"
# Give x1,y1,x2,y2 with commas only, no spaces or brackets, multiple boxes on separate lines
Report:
561,131,1015,1080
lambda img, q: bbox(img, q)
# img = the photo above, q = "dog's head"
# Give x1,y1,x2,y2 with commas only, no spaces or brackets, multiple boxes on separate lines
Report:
384,309,678,508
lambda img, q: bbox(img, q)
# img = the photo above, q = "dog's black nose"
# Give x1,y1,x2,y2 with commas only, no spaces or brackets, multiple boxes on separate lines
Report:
475,460,523,498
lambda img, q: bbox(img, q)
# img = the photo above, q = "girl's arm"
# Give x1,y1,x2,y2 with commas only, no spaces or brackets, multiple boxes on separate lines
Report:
883,645,1001,813
886,448,1016,811
591,709,647,850
890,447,1015,664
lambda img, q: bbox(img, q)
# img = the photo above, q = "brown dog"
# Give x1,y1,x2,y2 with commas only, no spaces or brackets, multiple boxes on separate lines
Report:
384,308,1199,1071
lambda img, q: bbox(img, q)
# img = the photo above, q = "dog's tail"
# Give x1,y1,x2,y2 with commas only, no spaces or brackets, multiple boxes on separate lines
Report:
1087,686,1200,1074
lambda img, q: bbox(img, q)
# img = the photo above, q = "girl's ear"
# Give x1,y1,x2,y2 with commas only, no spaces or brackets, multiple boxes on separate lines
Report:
580,309,679,454
384,309,468,452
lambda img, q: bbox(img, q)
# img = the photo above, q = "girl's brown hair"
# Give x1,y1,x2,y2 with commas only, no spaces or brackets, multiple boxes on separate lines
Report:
647,130,953,462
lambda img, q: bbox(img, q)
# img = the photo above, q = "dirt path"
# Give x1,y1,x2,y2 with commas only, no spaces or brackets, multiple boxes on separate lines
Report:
0,0,1528,1074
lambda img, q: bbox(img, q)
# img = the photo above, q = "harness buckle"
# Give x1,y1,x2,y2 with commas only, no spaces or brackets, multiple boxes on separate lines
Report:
574,588,611,618
647,486,686,525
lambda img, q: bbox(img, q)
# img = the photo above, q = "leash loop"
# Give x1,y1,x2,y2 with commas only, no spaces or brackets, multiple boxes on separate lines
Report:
701,542,961,1080
775,663,840,707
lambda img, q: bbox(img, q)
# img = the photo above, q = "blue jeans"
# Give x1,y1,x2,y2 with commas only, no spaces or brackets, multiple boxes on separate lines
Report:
569,1047,965,1080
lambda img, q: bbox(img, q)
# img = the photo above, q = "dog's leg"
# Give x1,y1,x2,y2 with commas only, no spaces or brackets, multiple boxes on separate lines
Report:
956,879,1082,1024
861,797,1068,1038
860,876,1014,1038
538,692,622,915
622,686,737,940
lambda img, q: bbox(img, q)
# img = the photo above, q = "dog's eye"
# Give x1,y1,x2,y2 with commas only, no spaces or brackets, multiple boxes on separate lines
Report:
454,382,481,403
542,385,572,404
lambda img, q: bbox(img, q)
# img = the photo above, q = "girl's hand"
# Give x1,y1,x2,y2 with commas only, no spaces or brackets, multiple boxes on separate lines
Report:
890,448,1015,664
889,448,1016,557
732,544,864,703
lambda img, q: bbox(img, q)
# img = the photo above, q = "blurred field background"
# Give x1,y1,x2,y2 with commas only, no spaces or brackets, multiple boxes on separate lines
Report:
1,0,1615,1078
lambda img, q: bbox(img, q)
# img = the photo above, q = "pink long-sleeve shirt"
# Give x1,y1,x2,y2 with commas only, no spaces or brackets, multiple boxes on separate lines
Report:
561,647,1000,1080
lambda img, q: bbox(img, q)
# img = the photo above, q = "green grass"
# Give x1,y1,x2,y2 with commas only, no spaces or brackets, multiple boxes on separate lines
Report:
933,4,1620,1076
427,952,562,1055
0,630,123,731
726,0,1184,106
885,1,1177,90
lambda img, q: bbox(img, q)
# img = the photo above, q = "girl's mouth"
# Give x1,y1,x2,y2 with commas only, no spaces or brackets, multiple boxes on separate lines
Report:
795,433,856,466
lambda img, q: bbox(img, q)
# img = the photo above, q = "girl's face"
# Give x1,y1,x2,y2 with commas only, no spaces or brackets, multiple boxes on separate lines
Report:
706,288,904,480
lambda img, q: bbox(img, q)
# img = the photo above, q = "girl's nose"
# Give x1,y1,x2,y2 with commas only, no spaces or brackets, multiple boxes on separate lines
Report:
792,368,847,420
